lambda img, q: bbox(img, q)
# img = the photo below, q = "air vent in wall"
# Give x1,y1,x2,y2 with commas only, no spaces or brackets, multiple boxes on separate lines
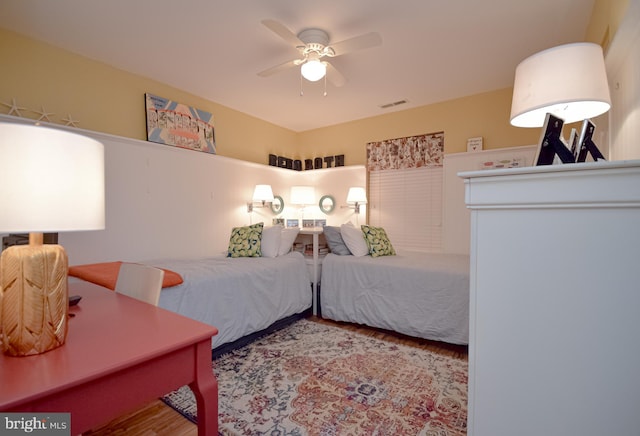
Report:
379,99,408,109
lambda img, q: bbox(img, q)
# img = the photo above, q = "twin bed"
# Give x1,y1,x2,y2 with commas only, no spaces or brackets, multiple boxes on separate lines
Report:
69,251,312,353
320,251,470,345
150,252,311,350
70,234,470,350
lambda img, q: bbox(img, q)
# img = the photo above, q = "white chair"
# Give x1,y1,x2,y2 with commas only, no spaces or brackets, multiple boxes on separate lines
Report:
115,262,165,306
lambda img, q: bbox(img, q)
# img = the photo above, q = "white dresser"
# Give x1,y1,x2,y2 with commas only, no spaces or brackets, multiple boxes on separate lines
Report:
460,160,640,436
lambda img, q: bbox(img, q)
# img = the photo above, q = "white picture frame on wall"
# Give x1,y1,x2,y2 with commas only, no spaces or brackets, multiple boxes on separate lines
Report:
467,137,483,152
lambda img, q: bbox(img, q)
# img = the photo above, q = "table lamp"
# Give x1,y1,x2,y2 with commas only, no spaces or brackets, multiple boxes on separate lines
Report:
0,123,105,356
290,186,316,222
509,42,611,165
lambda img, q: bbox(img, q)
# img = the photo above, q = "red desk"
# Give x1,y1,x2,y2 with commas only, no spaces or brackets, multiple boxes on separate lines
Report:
0,280,218,435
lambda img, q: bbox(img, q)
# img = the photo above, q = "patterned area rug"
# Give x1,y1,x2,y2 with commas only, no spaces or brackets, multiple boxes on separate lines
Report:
163,319,468,435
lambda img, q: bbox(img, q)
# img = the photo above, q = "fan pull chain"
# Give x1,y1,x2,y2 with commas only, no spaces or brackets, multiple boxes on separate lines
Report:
323,74,327,97
300,73,304,96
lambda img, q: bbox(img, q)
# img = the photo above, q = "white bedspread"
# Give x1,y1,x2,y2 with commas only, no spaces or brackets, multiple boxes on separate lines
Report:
150,252,311,349
321,251,470,345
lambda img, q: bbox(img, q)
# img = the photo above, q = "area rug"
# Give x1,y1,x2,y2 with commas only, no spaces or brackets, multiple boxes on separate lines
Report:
163,319,468,435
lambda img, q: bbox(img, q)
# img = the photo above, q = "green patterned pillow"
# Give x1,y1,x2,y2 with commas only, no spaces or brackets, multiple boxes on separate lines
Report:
361,225,396,258
227,222,264,258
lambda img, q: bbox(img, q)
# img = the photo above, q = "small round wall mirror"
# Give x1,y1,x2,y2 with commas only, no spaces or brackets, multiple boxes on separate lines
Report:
319,195,335,214
270,195,284,214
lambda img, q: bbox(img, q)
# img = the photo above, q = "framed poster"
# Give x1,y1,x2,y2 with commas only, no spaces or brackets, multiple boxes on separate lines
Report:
145,93,216,154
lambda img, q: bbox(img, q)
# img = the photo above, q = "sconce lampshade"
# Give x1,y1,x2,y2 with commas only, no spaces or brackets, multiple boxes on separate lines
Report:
252,184,274,203
510,42,611,128
290,186,316,205
0,122,105,356
301,59,327,82
346,187,368,204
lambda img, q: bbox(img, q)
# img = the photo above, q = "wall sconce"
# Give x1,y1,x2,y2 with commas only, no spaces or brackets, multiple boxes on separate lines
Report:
344,187,367,214
509,42,611,164
247,184,274,213
0,122,105,356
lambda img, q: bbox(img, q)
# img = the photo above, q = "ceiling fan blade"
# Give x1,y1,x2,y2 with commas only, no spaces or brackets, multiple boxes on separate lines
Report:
326,61,347,87
328,32,382,57
257,59,300,77
261,19,303,46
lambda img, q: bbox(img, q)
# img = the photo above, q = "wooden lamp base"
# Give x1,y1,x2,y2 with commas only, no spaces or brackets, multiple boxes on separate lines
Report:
0,234,68,356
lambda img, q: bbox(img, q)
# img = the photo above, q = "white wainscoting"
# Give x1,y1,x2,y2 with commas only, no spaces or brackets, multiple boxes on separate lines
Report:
0,115,365,264
442,145,536,254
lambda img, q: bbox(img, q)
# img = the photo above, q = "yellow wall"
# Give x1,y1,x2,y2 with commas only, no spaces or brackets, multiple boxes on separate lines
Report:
0,28,298,164
297,0,631,166
0,0,628,166
0,26,538,166
585,0,630,49
297,88,540,165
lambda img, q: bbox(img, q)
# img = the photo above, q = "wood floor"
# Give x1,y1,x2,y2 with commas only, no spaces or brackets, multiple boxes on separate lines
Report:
83,316,468,436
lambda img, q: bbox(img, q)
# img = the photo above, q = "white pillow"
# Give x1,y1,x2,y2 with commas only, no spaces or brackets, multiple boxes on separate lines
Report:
278,227,300,256
261,226,282,258
340,223,369,256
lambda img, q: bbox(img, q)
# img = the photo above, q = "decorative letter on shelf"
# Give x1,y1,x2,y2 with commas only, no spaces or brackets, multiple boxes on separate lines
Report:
268,154,345,171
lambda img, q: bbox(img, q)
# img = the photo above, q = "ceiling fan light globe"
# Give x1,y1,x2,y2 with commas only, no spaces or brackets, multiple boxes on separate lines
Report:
301,59,326,82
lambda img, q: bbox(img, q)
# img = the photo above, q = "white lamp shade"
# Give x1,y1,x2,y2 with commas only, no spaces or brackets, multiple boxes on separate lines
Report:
252,184,274,202
290,186,316,205
346,187,367,204
0,123,105,232
510,42,611,128
301,59,327,82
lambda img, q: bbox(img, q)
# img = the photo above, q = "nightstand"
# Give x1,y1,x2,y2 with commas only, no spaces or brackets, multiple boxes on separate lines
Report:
297,227,325,316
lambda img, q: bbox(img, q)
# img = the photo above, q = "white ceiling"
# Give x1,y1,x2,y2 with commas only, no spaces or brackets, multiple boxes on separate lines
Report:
0,0,595,132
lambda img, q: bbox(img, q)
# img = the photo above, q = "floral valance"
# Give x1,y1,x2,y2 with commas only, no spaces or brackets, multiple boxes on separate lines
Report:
366,131,444,171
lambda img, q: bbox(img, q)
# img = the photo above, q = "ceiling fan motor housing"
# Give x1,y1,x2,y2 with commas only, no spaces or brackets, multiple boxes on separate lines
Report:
298,28,330,46
297,28,334,56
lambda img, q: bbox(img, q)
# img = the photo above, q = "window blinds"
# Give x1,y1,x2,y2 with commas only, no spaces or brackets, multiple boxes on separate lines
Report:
368,167,443,252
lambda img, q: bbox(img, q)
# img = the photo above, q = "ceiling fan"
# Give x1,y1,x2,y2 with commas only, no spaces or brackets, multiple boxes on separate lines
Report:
258,19,382,88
